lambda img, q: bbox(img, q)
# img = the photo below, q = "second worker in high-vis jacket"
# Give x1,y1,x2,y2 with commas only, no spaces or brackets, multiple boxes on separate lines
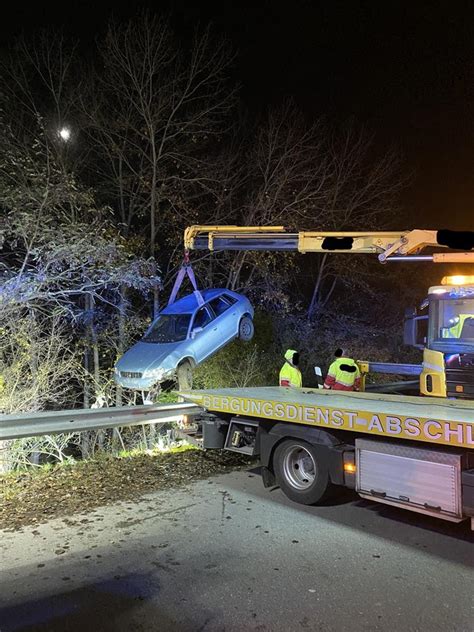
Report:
324,348,361,391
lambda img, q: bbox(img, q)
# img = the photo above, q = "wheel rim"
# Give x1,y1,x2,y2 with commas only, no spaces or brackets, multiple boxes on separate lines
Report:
240,319,252,337
282,445,317,490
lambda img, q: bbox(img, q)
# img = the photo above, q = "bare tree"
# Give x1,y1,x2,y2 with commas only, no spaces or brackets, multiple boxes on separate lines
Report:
305,125,403,318
196,101,402,314
1,30,77,120
0,29,82,177
80,13,236,313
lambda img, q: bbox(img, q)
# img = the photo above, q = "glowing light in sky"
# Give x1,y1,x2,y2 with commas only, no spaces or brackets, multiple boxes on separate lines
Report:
58,127,71,141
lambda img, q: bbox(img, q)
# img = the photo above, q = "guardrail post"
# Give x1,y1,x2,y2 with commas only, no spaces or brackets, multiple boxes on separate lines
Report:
0,439,10,473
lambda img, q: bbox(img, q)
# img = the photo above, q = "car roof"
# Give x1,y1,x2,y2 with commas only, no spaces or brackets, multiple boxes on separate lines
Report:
161,288,232,315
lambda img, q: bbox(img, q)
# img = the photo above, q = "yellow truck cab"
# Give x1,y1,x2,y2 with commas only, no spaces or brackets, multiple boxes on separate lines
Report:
406,276,474,398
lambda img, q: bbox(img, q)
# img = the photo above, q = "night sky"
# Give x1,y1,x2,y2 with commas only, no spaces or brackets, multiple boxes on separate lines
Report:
1,1,473,229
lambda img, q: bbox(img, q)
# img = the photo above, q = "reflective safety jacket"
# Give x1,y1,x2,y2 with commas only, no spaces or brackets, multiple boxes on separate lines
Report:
443,314,474,339
324,357,361,391
279,350,302,388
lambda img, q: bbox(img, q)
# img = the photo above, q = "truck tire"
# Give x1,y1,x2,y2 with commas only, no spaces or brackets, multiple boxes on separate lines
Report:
177,360,193,391
239,316,254,341
273,439,334,505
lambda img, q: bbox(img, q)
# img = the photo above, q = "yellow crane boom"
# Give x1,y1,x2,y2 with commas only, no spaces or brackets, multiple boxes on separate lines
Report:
184,225,474,263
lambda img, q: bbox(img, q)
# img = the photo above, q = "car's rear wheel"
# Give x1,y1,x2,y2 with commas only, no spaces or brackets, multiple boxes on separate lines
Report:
177,360,193,391
238,316,254,341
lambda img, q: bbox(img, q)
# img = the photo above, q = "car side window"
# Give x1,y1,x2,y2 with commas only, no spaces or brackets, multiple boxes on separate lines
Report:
223,293,238,305
209,295,232,317
193,306,214,329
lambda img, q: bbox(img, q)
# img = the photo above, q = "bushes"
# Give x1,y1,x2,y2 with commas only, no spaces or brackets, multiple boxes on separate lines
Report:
192,309,413,390
193,311,281,389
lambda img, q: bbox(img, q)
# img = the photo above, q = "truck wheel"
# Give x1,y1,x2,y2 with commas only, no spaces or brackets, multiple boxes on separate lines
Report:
239,316,254,341
177,361,193,391
273,439,333,505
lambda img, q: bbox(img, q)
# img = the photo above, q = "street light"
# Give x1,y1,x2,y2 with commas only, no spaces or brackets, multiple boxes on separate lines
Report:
58,127,71,141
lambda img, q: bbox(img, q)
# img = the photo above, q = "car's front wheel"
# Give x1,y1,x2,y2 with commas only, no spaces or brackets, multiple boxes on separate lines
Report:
238,315,254,341
177,360,193,391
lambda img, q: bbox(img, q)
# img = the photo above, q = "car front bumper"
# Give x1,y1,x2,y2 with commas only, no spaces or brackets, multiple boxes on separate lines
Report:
114,372,176,391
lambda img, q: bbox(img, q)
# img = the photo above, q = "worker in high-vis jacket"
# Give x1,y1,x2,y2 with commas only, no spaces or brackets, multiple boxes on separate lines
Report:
279,349,302,388
324,348,361,391
442,314,474,339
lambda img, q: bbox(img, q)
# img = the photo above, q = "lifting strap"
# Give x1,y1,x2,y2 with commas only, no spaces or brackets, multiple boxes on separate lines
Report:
168,250,205,307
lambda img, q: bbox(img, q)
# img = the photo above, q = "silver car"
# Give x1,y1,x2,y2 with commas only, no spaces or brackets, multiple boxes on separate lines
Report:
114,289,254,392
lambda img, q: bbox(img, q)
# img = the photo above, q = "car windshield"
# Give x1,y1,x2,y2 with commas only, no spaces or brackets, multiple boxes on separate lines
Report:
142,314,191,343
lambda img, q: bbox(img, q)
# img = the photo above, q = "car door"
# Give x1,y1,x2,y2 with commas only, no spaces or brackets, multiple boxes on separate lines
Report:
189,304,218,363
208,294,239,344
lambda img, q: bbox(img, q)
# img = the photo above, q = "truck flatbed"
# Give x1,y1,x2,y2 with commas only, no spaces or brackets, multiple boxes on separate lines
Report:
182,386,474,449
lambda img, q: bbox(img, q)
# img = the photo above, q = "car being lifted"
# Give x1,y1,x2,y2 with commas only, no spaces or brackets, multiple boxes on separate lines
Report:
114,288,254,396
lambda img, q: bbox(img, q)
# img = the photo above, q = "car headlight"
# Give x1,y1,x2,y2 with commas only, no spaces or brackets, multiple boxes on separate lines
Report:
142,367,166,380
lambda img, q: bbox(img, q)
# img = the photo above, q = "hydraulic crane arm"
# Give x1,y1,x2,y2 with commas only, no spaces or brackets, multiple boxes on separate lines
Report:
184,225,474,263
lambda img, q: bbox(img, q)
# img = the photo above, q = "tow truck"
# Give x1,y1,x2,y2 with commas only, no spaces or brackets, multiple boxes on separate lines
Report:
180,225,474,526
184,225,474,398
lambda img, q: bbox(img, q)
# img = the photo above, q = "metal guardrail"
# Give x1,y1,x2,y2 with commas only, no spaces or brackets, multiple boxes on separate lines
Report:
366,380,420,393
0,403,203,441
366,362,423,377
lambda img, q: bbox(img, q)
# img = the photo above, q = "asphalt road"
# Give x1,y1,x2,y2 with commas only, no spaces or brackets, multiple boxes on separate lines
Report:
0,468,473,632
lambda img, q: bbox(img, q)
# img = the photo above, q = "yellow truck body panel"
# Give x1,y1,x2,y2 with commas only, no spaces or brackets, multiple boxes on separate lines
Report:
182,386,474,450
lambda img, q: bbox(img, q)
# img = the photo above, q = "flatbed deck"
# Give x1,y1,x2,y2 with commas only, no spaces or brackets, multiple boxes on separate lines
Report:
182,386,474,449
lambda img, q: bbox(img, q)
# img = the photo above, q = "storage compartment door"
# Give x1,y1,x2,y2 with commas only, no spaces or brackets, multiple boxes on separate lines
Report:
356,443,461,518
